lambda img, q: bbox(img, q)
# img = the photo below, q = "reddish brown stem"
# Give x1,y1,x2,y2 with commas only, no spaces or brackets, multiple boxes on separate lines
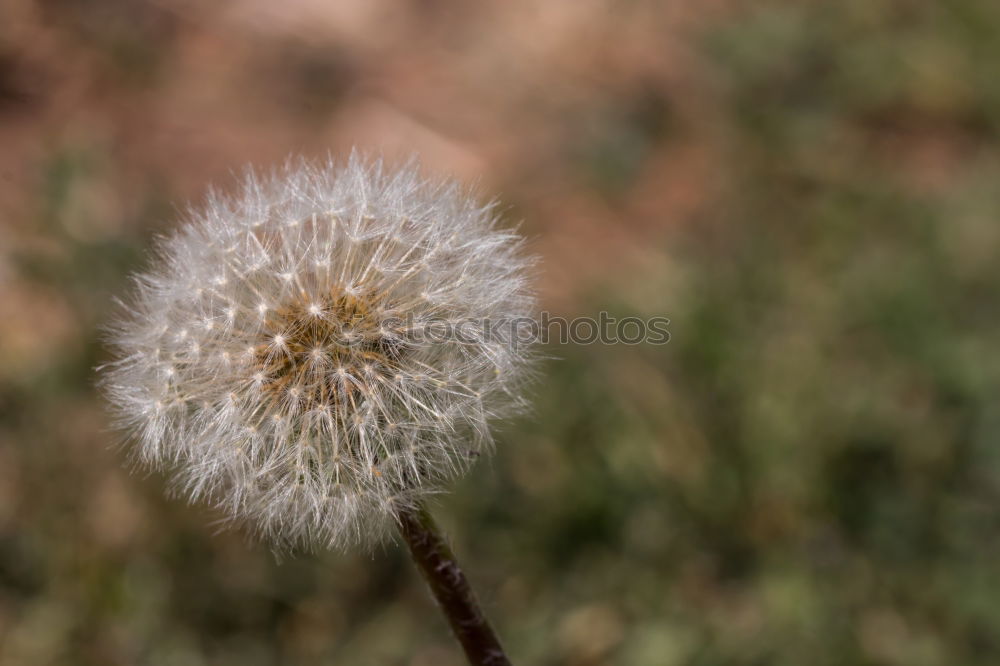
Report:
396,503,511,666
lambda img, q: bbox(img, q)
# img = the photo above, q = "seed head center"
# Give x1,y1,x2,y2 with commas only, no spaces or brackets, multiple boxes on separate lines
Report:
252,288,400,410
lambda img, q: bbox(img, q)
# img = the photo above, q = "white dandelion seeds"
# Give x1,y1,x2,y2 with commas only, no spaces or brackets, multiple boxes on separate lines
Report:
101,153,536,552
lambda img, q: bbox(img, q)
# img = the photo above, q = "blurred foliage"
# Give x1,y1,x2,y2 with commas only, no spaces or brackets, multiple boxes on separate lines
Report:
3,0,1000,664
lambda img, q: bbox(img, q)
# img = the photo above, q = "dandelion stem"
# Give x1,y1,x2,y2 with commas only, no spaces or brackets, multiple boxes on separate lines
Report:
396,503,511,666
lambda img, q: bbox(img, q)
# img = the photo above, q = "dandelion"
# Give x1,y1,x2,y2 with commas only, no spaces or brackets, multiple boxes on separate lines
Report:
101,153,536,665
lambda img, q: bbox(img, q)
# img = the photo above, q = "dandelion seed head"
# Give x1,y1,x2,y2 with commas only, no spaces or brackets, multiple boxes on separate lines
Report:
101,153,536,551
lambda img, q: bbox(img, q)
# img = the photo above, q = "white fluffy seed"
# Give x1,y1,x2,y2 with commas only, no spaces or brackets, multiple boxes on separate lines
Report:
101,153,537,551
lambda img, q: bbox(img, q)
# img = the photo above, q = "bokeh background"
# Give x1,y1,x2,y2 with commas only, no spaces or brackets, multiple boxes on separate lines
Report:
3,1,1000,664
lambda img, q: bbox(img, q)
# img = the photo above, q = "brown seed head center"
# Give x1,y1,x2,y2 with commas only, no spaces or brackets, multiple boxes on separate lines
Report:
253,288,401,412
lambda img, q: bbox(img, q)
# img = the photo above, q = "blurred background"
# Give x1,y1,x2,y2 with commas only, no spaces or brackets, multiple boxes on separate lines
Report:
3,0,1000,664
